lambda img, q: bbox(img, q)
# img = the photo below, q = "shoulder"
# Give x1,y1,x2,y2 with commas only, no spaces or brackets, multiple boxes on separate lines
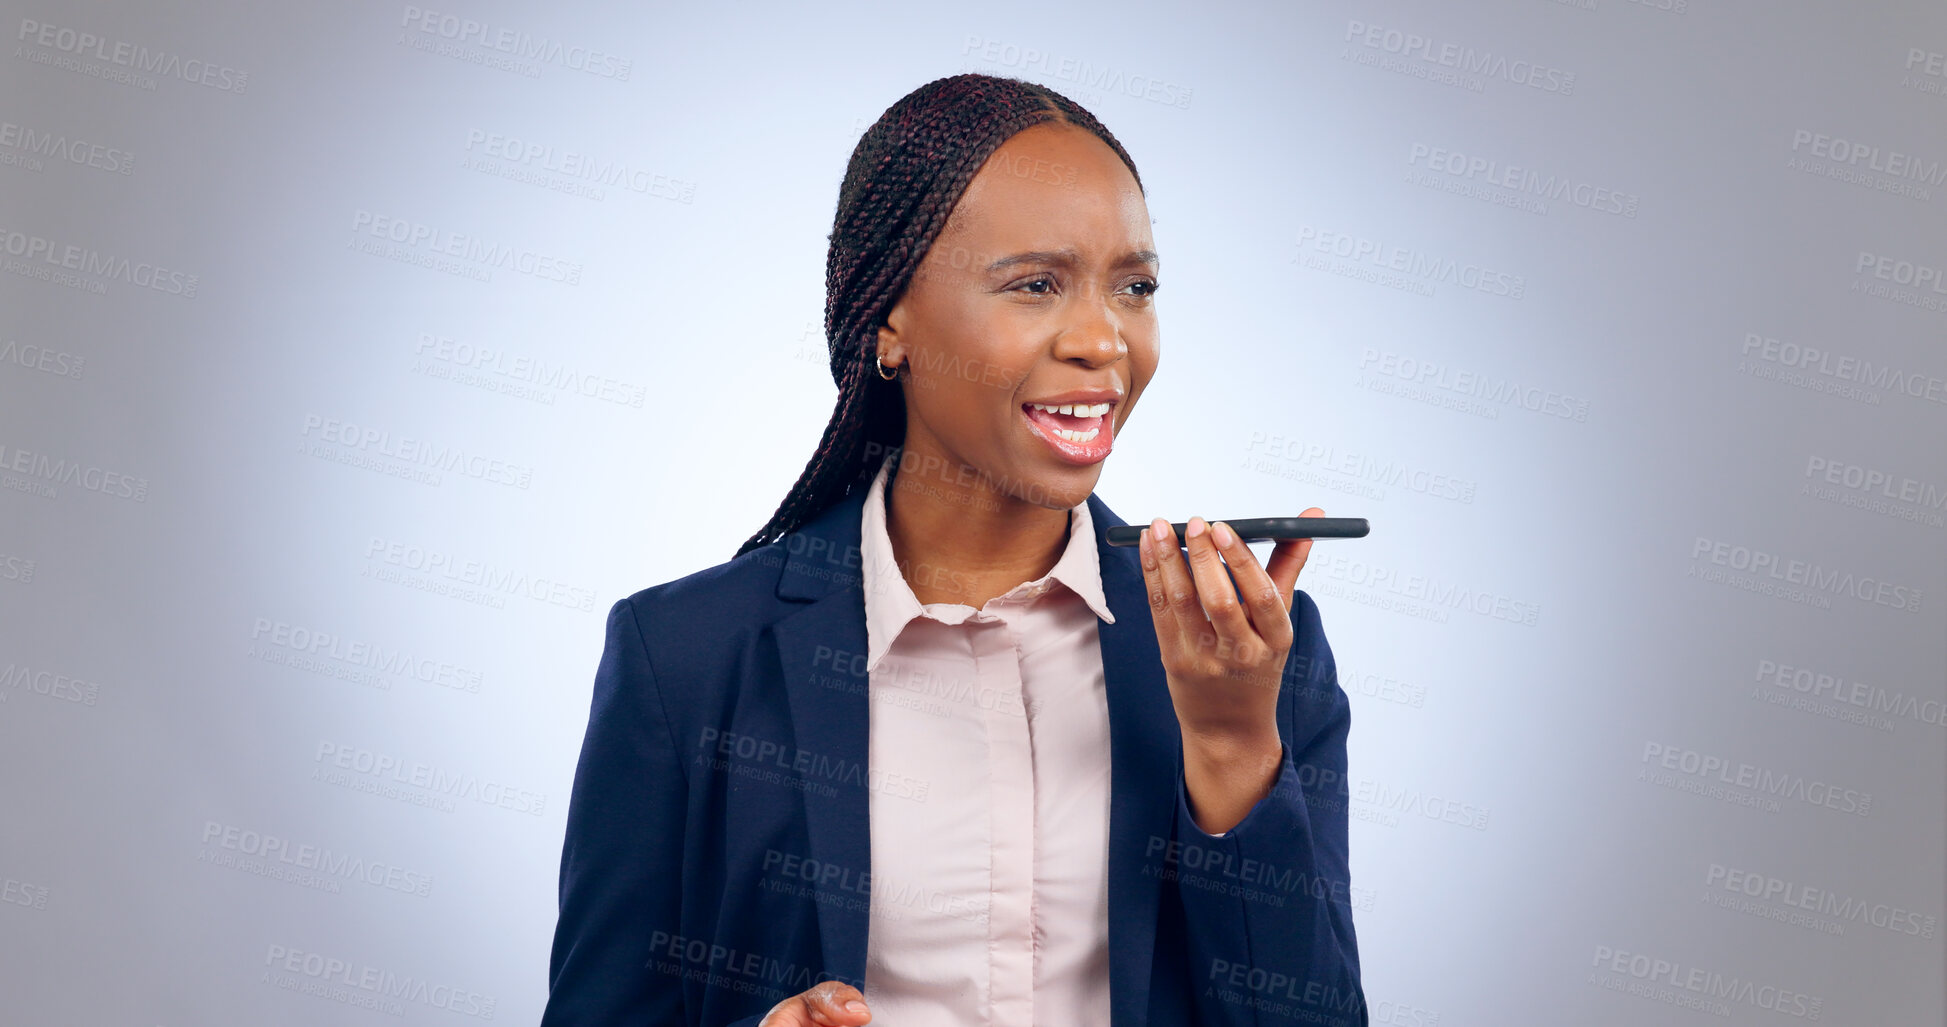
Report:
609,540,801,667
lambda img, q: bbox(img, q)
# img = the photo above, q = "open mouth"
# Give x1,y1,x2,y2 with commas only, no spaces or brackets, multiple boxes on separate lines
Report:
1020,400,1115,464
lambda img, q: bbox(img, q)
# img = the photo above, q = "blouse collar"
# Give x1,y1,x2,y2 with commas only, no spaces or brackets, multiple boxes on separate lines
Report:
859,451,1116,673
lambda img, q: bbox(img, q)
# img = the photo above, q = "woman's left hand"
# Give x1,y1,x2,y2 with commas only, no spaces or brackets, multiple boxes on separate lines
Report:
1139,511,1322,834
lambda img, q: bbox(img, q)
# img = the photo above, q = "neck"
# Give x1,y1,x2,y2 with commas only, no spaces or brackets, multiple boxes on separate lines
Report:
882,452,1075,608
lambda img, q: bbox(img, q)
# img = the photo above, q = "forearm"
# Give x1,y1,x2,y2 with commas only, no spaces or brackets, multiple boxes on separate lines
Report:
1179,725,1283,835
1171,753,1368,1027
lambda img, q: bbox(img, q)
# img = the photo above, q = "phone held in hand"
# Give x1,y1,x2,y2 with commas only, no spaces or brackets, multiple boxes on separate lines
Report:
1105,517,1370,547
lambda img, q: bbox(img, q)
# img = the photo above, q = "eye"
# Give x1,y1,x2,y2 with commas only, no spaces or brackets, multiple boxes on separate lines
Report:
1013,275,1056,295
1126,279,1161,297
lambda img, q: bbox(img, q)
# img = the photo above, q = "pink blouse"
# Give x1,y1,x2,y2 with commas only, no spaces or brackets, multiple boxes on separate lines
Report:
857,453,1118,1026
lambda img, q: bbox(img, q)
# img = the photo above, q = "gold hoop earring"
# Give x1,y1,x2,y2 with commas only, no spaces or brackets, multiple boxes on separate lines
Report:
876,354,899,380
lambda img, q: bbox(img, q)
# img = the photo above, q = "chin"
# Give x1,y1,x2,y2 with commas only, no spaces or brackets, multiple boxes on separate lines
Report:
1020,461,1102,510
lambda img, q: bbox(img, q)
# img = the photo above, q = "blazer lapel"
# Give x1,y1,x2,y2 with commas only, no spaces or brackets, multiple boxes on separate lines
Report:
1089,493,1176,1027
773,488,874,987
767,486,1175,1023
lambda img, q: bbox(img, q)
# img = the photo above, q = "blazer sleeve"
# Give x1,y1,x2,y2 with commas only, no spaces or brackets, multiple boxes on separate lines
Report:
1169,589,1367,1027
541,596,692,1026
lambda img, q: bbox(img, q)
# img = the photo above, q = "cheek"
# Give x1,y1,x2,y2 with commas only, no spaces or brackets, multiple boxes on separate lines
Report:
918,300,1023,384
1129,346,1159,395
916,373,1014,438
927,346,1035,409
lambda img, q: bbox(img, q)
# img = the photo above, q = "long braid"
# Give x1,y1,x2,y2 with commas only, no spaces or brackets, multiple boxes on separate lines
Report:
734,73,1144,558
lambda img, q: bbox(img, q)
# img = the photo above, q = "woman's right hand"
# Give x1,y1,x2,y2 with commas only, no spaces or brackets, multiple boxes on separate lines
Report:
756,980,873,1026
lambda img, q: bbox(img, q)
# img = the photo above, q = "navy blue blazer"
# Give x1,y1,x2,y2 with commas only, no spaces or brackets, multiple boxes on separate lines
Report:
542,483,1366,1027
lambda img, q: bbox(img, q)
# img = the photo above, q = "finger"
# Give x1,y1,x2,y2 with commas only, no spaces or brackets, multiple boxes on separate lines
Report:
801,981,871,1026
1211,521,1294,651
1183,517,1257,662
1140,517,1192,653
1263,507,1324,607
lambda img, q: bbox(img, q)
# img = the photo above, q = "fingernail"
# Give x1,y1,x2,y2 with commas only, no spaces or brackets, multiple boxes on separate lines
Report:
1186,516,1205,539
1213,521,1234,547
1151,518,1170,542
846,1000,870,1015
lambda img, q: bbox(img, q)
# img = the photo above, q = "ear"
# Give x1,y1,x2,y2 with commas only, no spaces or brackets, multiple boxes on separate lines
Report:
876,304,908,367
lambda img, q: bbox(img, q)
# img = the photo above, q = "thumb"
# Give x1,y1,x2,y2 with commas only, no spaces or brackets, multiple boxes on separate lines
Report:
1264,507,1324,609
759,979,871,1027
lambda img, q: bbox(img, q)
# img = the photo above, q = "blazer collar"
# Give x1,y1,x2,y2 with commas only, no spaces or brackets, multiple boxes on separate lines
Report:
770,482,1174,1025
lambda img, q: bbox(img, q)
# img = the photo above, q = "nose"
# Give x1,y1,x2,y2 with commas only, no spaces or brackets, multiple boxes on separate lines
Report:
1051,299,1127,367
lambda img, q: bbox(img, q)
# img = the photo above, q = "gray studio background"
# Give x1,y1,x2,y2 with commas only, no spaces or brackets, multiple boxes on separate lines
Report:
2,0,1943,1023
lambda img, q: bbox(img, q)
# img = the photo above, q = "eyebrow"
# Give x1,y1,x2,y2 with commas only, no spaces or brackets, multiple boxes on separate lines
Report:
985,248,1159,273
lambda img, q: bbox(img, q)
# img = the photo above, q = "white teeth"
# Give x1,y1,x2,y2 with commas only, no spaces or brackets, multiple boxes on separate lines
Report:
1051,426,1100,442
1028,401,1111,417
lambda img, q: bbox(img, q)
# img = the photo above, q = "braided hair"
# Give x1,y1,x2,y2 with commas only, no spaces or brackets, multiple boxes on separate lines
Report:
734,73,1145,558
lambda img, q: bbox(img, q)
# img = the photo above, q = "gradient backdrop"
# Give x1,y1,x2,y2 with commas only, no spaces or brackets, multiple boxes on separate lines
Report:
2,0,1943,1024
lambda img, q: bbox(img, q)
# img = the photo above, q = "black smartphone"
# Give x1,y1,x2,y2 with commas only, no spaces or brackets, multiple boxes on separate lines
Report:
1106,517,1370,547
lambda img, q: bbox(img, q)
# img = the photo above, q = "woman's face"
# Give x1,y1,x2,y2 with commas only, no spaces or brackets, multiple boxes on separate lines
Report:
877,120,1159,512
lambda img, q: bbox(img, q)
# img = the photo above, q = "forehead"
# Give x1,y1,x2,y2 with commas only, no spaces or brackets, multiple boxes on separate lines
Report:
943,121,1150,249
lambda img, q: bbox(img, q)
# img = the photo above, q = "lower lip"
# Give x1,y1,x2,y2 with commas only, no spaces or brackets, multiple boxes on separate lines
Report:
1020,405,1115,465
